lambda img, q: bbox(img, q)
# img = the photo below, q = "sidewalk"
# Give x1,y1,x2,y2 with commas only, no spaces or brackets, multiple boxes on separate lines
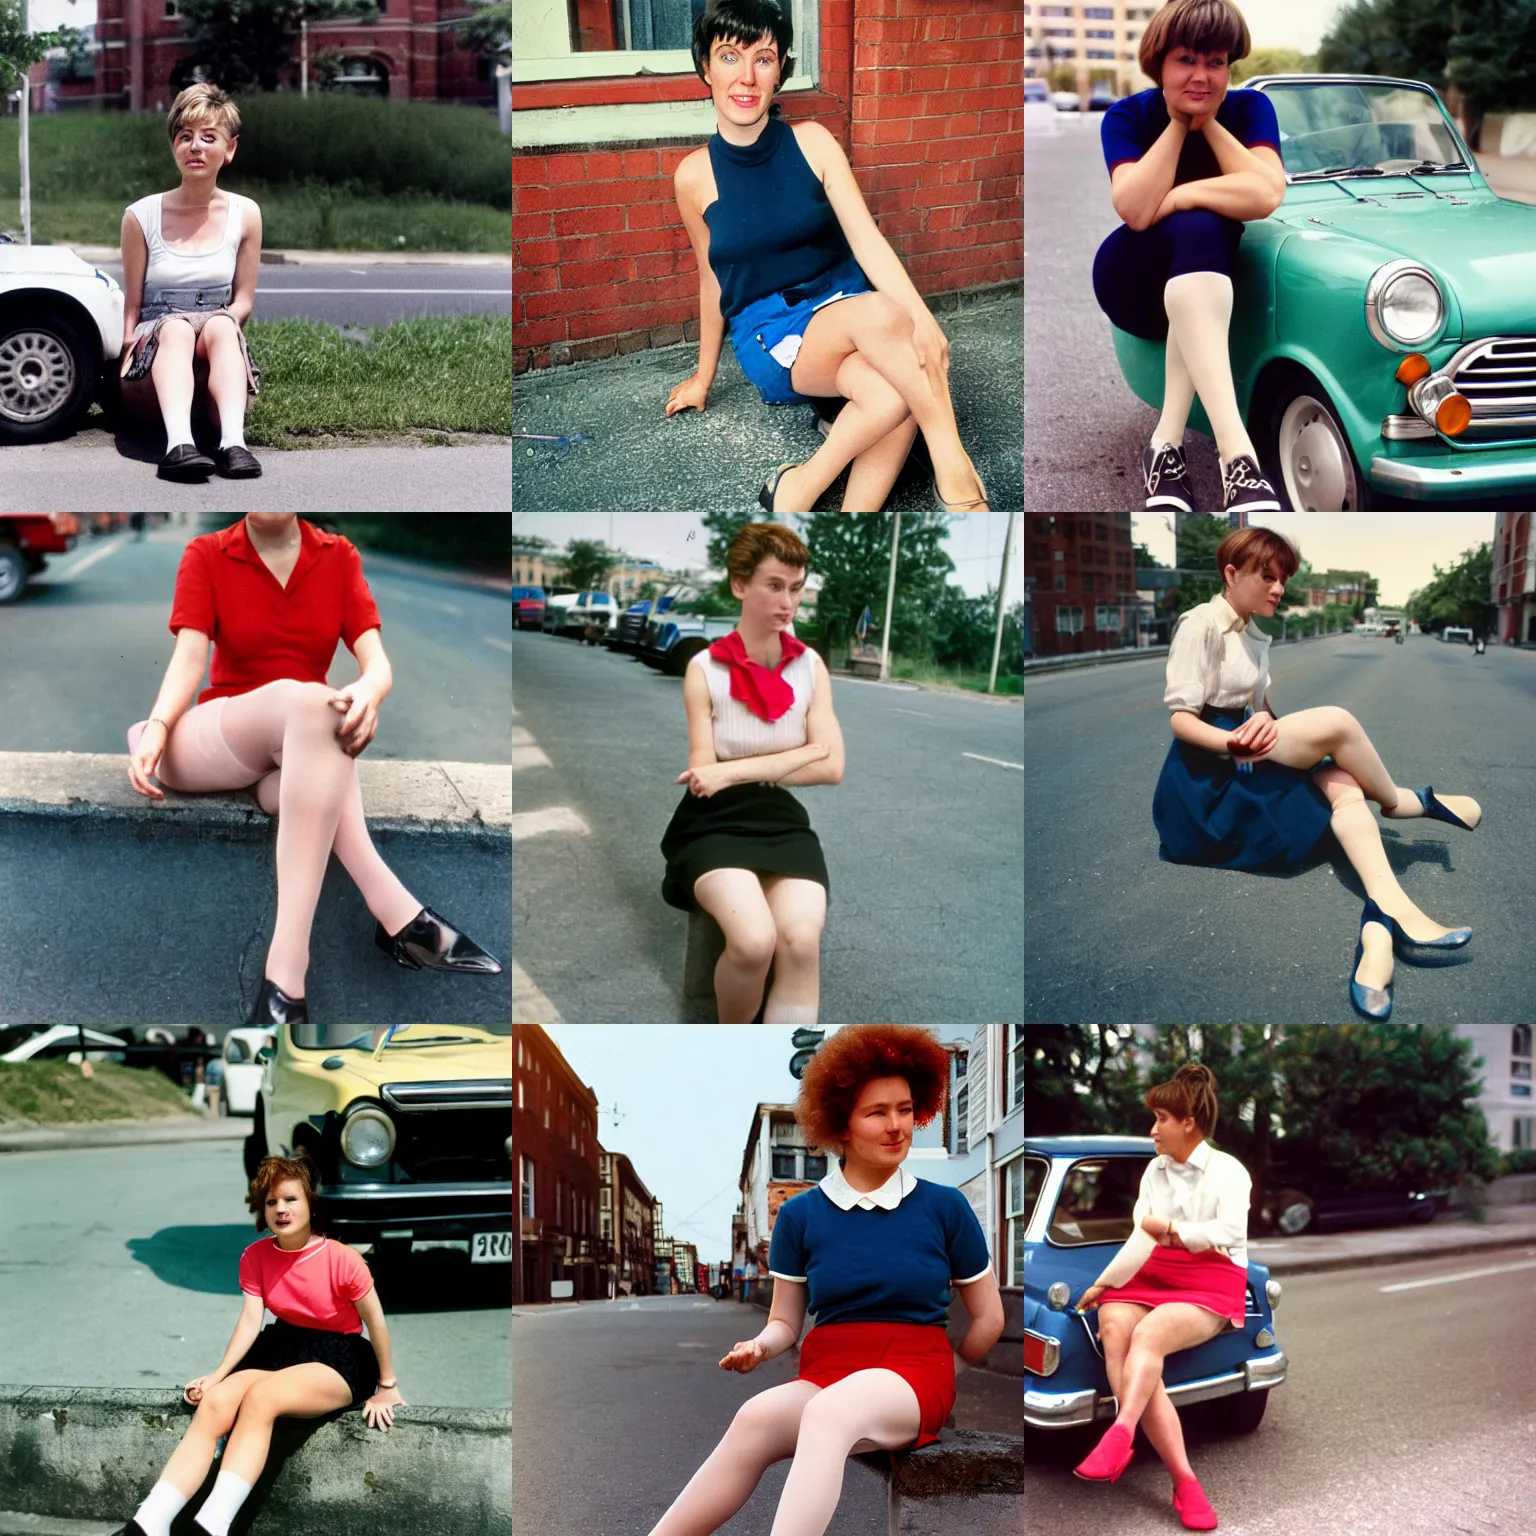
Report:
0,1114,247,1156
65,245,512,269
1248,1208,1536,1277
0,1516,117,1536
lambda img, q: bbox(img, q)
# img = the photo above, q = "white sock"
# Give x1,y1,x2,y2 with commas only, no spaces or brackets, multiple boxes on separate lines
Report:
192,1471,254,1536
132,1480,189,1536
161,402,194,452
762,999,820,1024
219,424,247,450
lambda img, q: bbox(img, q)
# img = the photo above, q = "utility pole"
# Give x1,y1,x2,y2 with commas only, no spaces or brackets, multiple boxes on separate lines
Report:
19,0,30,245
988,511,1017,694
878,513,901,682
301,15,309,96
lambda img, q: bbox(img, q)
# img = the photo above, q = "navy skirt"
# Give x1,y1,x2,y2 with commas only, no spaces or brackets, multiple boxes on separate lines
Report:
1154,707,1332,870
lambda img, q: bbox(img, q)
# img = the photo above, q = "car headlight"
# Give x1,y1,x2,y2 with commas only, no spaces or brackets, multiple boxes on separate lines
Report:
1366,260,1445,350
1266,1278,1283,1309
341,1107,395,1168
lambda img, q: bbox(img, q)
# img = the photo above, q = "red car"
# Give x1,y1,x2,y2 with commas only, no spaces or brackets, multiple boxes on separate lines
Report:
513,585,546,630
0,515,79,603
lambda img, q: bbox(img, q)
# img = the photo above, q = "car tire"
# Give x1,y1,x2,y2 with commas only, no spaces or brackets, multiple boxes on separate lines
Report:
1218,1388,1271,1434
243,1099,269,1182
1273,1189,1315,1236
1261,369,1377,510
0,309,98,444
667,640,707,677
0,543,27,605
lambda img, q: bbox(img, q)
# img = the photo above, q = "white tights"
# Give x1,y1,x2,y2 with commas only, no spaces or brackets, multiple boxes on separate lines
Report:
156,680,423,995
648,1371,922,1536
1156,271,1259,469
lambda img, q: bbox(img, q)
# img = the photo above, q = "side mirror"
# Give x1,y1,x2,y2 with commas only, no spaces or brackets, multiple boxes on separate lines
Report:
255,1046,274,1066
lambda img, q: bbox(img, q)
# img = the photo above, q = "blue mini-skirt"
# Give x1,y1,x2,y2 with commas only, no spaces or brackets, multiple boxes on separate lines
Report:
728,254,872,405
1153,707,1333,870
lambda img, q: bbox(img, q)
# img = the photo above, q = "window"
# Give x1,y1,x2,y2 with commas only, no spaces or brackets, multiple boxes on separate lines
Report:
544,1105,550,1129
1096,606,1123,631
1086,48,1115,58
556,1179,563,1227
955,1081,969,1155
1041,4,1072,12
1053,574,1066,592
1514,1025,1533,1099
1053,549,1064,561
1084,5,1113,14
1044,26,1076,37
1086,29,1114,38
1003,1155,1026,1286
1006,1025,1023,1114
772,1149,798,1179
805,1153,828,1180
521,1156,535,1219
1515,1117,1536,1150
1055,606,1084,635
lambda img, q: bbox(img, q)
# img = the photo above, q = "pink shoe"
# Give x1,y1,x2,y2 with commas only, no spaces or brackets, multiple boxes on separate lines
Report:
1073,1422,1134,1482
1173,1477,1218,1530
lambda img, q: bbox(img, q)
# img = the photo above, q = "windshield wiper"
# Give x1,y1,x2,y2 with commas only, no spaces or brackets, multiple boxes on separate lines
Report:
1404,160,1468,174
1288,165,1388,182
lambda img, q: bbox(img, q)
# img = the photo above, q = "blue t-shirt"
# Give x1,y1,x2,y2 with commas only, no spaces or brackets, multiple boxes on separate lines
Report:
767,1177,992,1328
1101,87,1281,186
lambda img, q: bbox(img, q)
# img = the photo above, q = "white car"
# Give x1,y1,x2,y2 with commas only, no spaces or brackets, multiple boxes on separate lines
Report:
218,1027,276,1117
542,592,580,633
1051,91,1081,112
0,238,125,442
563,590,620,639
1442,626,1473,644
0,1024,129,1064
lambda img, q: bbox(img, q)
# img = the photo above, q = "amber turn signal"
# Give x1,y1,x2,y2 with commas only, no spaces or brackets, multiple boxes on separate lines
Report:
1436,392,1472,436
1395,354,1432,385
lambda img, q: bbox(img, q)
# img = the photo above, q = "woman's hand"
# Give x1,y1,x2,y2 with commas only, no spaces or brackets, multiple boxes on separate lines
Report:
1073,1284,1106,1312
363,1384,406,1430
184,1373,222,1406
666,374,710,417
120,344,135,379
676,761,736,798
332,681,382,757
1227,710,1279,762
909,309,950,379
719,1339,767,1374
129,719,169,799
1147,184,1187,226
1141,1213,1173,1242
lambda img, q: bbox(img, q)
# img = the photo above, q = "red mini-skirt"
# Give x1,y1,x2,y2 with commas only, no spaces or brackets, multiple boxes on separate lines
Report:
1098,1246,1248,1326
797,1321,955,1449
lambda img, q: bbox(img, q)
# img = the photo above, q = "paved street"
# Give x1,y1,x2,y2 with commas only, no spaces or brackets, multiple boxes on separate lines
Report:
0,1143,510,1406
1024,633,1535,1024
512,631,1024,1024
513,1293,1018,1536
1025,1246,1536,1534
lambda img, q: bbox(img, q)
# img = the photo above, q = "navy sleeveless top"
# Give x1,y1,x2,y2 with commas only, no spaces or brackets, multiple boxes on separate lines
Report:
705,117,856,324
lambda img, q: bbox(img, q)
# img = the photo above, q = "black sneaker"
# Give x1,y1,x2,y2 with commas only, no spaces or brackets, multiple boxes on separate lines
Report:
1222,454,1282,513
1142,443,1193,512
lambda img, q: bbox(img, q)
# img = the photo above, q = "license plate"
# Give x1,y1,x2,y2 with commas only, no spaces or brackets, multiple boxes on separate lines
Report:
471,1231,513,1264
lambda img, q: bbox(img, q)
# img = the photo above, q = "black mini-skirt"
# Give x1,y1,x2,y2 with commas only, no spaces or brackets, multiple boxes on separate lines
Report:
231,1319,378,1408
660,782,829,911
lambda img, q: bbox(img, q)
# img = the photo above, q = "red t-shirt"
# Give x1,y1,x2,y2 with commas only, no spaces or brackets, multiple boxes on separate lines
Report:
169,518,383,705
238,1234,374,1334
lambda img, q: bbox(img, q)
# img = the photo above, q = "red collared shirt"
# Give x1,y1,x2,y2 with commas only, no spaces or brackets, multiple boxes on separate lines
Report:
169,518,383,705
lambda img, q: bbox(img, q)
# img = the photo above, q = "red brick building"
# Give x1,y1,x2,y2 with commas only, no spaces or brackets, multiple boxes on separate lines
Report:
1494,513,1535,646
512,0,1022,371
601,1148,659,1297
1025,513,1138,658
95,0,495,109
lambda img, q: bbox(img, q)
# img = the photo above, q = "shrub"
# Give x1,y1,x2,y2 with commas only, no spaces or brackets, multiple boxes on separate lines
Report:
1498,1147,1536,1177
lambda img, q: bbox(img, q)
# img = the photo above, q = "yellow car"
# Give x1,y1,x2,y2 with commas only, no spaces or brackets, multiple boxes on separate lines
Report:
244,1022,513,1266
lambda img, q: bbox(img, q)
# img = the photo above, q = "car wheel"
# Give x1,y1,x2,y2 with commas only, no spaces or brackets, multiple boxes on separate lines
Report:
243,1100,269,1181
1265,374,1376,510
0,310,97,444
1219,1389,1270,1434
667,640,707,677
0,543,26,605
1273,1189,1315,1236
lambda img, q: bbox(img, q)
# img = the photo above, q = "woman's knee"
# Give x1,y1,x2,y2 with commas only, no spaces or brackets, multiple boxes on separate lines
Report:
723,918,777,972
863,292,913,339
197,313,240,355
774,914,824,963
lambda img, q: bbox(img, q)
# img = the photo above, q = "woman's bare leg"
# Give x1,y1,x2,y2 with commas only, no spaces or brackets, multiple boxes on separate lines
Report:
149,316,198,449
1098,1303,1196,1482
842,413,919,512
649,1381,820,1536
1113,1304,1226,1438
761,876,826,1024
197,313,249,447
693,868,777,1023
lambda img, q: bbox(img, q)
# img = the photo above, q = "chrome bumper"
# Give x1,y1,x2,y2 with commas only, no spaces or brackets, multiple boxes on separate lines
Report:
1369,454,1536,497
1024,1350,1287,1430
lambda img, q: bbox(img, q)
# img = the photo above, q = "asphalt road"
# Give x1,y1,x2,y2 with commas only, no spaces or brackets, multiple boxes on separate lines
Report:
0,1142,510,1406
1025,1246,1536,1535
1023,115,1536,513
0,522,513,764
1024,632,1535,1025
512,631,1025,1024
513,1293,1017,1536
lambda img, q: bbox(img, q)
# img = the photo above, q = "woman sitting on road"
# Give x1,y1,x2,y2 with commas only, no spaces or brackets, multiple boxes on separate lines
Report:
113,1153,403,1536
660,521,843,1024
1153,525,1479,1021
1072,1064,1247,1532
648,1025,1005,1536
664,0,989,512
120,82,263,483
126,513,501,1028
1093,0,1285,515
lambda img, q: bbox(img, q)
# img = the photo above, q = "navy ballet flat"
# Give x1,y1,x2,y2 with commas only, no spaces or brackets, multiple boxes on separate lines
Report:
1360,896,1471,958
1350,909,1394,1021
1416,785,1480,832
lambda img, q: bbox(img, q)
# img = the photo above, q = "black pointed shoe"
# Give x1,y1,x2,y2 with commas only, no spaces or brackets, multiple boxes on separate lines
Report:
157,443,215,481
215,444,263,478
247,978,309,1026
375,906,503,975
109,1522,152,1536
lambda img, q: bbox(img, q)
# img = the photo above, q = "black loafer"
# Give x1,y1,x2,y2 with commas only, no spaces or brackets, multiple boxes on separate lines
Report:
247,978,309,1026
109,1522,152,1536
157,443,215,481
375,906,503,975
215,444,262,478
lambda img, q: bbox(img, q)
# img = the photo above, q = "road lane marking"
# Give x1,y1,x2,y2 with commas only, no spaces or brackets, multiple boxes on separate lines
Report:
51,538,126,581
963,752,1024,771
484,634,513,653
1379,1259,1536,1292
511,806,589,840
512,746,551,771
896,708,934,718
512,961,562,1025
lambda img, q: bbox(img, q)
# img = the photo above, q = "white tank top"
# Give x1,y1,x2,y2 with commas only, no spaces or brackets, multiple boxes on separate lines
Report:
692,645,816,761
128,191,253,296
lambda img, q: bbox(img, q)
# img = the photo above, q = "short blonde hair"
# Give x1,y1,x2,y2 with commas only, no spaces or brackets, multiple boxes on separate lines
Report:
167,83,241,143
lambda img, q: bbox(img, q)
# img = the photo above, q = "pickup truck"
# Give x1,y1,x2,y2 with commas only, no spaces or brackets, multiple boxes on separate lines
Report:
640,611,738,676
0,514,79,603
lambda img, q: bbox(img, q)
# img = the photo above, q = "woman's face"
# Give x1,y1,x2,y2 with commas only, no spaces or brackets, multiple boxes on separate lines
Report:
1224,556,1287,618
1150,1106,1200,1159
246,513,298,539
1160,44,1230,114
266,1178,311,1238
842,1074,915,1170
731,557,806,631
704,32,784,127
172,120,236,182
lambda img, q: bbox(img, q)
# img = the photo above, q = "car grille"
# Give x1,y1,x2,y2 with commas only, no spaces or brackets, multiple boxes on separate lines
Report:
1445,336,1536,438
382,1081,511,1183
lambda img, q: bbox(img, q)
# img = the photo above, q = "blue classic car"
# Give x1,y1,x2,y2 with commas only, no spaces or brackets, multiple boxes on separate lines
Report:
1024,1136,1287,1434
1111,75,1536,508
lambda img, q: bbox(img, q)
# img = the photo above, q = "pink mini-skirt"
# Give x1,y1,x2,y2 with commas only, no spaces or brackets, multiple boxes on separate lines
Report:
1098,1245,1248,1326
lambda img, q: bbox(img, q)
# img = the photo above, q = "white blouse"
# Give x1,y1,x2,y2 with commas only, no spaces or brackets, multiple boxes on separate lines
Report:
1163,594,1272,715
691,645,815,762
1093,1140,1252,1292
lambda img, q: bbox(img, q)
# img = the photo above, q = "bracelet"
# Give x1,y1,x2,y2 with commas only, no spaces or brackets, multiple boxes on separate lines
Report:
377,1378,397,1390
146,716,172,733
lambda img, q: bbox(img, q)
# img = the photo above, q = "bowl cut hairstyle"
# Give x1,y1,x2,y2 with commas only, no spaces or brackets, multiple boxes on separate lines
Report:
796,1025,951,1152
1138,0,1251,85
1217,526,1300,587
167,82,241,143
246,1149,326,1235
692,0,796,90
727,520,811,586
1145,1062,1220,1139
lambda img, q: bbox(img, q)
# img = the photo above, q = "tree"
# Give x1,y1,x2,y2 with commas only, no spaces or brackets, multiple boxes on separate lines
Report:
1315,0,1450,92
1168,514,1227,614
1405,542,1494,636
456,0,510,58
561,539,614,593
178,0,378,94
1132,542,1168,572
1448,0,1536,118
1,0,59,86
1046,63,1076,92
1022,1026,1137,1135
1231,47,1313,83
700,512,758,605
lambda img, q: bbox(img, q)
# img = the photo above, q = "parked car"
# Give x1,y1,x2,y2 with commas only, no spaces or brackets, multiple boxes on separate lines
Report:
1088,86,1118,112
0,514,79,604
1051,91,1080,112
0,238,124,442
1441,625,1473,643
244,1021,514,1264
1256,1167,1440,1236
0,1024,129,1064
1024,1136,1286,1435
512,585,546,631
541,591,580,634
608,595,685,654
1110,75,1536,508
218,1027,275,1117
640,612,737,676
563,590,620,642
1025,79,1049,104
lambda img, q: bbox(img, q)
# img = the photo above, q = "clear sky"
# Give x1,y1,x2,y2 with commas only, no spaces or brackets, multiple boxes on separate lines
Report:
512,514,1025,604
1240,0,1346,57
1131,514,1499,607
32,0,96,32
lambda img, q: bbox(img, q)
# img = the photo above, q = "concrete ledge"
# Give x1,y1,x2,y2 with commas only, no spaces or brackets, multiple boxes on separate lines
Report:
0,1388,510,1536
855,1428,1024,1498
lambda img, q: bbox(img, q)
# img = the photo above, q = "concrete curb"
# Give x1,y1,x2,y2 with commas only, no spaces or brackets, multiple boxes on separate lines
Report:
0,1515,120,1536
0,1117,248,1156
64,245,512,269
1252,1221,1536,1278
856,1428,1025,1497
0,1388,510,1536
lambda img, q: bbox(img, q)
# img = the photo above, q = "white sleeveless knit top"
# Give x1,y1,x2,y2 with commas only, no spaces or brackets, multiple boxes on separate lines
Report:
691,645,816,761
127,191,255,295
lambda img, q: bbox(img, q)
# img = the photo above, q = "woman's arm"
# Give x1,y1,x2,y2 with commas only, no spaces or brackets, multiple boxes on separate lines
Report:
774,654,844,786
1203,122,1287,204
207,1293,265,1382
350,628,393,702
335,628,391,757
128,627,211,798
1109,116,1188,232
954,1270,1006,1366
355,1287,399,1388
1149,170,1282,226
119,208,148,368
1172,1162,1251,1252
226,199,263,325
1169,708,1235,755
719,1277,808,1370
682,660,720,769
667,157,723,415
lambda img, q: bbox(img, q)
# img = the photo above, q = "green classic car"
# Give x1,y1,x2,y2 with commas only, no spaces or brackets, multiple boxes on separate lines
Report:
1111,74,1536,508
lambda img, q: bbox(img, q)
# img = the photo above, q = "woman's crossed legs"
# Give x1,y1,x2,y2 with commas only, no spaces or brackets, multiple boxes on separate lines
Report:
648,1369,922,1536
692,869,827,1024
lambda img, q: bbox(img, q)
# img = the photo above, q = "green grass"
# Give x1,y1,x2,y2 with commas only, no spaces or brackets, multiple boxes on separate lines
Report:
890,660,1025,695
0,1061,198,1125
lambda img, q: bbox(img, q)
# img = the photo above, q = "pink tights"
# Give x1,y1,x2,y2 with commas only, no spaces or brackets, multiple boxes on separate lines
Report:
156,680,422,997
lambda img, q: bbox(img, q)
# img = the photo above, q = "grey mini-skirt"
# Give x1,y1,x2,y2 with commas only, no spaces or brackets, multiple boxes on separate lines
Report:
123,286,260,396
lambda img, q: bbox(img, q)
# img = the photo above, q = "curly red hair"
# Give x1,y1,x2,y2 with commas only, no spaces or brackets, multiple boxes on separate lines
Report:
245,1151,326,1234
795,1025,951,1151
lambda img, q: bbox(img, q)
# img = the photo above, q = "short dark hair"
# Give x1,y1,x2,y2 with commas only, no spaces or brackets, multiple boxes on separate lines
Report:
691,0,795,89
1138,0,1251,86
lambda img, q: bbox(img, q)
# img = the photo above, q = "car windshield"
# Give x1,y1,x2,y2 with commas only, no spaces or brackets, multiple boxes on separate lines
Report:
288,1022,510,1051
1047,1156,1150,1246
1263,82,1465,179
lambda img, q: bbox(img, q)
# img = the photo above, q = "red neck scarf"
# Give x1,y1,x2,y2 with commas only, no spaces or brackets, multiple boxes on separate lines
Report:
709,629,807,722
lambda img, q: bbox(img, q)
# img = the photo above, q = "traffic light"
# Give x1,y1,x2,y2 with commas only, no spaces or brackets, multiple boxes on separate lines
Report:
789,1028,825,1080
